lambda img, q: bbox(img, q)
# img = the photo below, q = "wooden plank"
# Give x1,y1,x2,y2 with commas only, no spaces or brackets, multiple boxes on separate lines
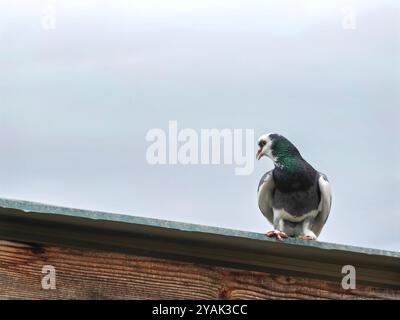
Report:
1,200,399,290
1,197,399,259
0,240,398,300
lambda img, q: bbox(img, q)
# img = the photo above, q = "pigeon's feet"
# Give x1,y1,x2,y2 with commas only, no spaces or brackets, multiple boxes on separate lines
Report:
298,235,316,241
266,230,288,241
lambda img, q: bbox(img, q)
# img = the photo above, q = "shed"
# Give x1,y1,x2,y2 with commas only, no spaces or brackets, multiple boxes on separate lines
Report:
0,198,399,299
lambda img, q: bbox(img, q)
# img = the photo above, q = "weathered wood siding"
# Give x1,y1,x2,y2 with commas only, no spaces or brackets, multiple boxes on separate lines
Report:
0,240,398,300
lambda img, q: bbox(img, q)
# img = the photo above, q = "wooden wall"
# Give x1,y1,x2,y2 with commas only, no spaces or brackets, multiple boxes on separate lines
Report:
0,239,398,300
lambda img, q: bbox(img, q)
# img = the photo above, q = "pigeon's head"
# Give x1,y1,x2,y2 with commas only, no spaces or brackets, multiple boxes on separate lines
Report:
257,133,301,162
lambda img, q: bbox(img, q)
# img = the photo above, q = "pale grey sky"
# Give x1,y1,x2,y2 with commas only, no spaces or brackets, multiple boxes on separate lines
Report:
0,0,399,251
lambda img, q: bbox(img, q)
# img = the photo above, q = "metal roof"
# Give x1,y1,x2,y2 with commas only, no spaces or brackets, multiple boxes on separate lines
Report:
0,198,399,289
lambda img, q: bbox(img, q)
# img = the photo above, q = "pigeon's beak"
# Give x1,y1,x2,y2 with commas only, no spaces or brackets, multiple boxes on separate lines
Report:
256,148,264,160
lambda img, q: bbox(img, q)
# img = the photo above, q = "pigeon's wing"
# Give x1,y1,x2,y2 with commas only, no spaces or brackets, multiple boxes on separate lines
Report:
257,170,275,226
312,173,332,237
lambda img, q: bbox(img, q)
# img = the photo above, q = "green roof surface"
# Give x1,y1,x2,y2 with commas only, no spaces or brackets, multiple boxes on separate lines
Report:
0,197,398,258
0,197,399,289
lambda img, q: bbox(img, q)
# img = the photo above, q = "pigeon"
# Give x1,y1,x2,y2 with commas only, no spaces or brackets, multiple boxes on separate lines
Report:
257,133,332,240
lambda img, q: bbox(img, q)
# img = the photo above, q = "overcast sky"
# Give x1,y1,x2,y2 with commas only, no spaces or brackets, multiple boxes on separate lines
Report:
0,0,399,251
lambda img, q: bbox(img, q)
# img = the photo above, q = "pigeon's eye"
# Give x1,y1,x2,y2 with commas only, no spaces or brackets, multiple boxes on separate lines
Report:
258,140,266,148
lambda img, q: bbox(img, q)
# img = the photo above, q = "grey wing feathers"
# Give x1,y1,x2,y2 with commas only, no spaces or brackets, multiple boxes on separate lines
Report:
312,172,332,237
257,170,275,226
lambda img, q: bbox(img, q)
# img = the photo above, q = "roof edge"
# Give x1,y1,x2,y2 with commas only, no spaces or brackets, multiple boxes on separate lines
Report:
0,197,399,289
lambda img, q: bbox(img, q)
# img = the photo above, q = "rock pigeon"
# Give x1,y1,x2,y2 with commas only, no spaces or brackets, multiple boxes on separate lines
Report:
257,133,332,240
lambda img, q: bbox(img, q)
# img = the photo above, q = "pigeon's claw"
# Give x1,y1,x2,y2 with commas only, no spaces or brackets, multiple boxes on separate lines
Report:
266,230,288,241
298,235,316,241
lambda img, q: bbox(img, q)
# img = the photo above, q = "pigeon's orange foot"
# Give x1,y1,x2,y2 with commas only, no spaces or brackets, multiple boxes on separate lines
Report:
298,235,316,240
266,230,288,241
